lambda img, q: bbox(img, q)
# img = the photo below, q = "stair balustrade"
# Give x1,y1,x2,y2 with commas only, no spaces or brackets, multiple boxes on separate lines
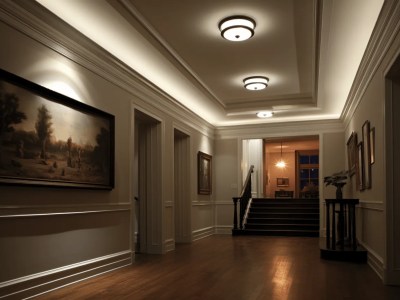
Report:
232,165,254,234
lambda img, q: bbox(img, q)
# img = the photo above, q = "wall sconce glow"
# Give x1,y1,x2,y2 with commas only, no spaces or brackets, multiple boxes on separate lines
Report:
219,16,256,41
244,76,269,90
257,111,273,118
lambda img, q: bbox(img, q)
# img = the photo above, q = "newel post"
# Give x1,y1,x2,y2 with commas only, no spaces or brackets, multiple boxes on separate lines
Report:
233,197,239,230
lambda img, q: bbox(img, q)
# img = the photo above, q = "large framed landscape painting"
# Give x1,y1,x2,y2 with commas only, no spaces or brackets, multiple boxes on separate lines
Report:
0,69,115,189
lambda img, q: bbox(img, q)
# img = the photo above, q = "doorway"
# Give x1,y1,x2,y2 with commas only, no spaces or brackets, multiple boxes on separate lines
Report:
134,110,162,254
174,128,191,243
385,54,400,285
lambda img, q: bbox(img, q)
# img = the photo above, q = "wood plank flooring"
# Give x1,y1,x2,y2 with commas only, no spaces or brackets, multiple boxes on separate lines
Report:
34,236,400,300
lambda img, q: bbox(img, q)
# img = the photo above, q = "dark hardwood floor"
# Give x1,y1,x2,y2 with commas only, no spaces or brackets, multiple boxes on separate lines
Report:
35,236,400,300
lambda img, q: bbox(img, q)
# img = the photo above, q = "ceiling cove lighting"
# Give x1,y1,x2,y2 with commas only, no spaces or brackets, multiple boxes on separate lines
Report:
257,111,273,118
275,141,287,168
243,76,269,90
219,16,256,41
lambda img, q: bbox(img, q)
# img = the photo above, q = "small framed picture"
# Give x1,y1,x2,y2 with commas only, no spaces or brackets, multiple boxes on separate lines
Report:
362,120,371,189
370,127,375,165
357,141,365,191
198,151,212,195
277,177,289,187
346,132,358,177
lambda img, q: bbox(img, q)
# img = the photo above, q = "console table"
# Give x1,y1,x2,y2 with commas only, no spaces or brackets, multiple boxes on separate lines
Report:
321,198,367,262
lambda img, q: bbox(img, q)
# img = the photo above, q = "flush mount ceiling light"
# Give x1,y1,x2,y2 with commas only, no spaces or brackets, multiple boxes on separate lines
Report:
219,16,256,41
243,76,269,90
257,111,273,118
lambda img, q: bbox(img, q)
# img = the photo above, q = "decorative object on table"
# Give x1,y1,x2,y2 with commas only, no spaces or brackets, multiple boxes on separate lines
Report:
0,69,115,189
362,120,372,189
324,170,349,199
198,151,212,195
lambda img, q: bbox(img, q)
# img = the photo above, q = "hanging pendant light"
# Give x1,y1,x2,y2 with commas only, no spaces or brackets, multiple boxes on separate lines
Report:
275,141,286,168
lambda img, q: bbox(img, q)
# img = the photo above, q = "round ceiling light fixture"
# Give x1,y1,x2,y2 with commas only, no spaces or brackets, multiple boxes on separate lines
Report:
219,16,256,41
243,76,269,90
257,111,274,118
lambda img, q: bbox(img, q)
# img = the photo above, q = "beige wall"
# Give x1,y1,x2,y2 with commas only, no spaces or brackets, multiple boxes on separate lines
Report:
214,138,239,233
0,10,215,298
265,152,296,198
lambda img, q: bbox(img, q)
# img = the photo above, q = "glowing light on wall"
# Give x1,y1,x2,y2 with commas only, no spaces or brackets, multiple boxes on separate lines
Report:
275,141,286,168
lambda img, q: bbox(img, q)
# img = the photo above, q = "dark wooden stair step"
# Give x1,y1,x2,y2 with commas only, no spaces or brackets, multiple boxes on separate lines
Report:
245,223,319,230
241,229,319,237
238,198,320,237
248,212,319,219
250,207,319,213
246,218,319,224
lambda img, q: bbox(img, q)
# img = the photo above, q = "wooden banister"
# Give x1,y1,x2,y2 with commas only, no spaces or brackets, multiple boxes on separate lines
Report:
232,165,254,233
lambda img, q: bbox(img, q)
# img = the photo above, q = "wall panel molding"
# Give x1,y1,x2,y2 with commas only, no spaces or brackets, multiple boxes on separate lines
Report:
0,203,131,218
192,201,213,206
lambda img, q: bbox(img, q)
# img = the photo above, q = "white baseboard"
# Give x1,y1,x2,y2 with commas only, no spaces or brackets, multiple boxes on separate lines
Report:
215,225,233,235
164,239,175,252
0,251,132,300
192,227,214,241
358,241,384,281
383,269,400,285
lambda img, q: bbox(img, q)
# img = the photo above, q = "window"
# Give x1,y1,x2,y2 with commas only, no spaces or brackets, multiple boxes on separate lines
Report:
297,151,319,198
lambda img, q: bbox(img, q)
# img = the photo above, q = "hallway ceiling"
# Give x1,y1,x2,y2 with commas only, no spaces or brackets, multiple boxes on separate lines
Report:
36,0,383,127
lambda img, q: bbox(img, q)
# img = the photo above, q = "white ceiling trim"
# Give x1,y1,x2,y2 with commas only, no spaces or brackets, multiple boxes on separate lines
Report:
118,0,226,109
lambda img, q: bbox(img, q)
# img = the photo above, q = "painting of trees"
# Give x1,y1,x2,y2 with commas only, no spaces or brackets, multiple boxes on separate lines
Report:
35,104,53,160
0,69,114,189
0,85,26,165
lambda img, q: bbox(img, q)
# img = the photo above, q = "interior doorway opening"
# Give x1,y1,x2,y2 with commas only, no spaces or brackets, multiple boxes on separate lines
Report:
385,54,400,285
133,110,162,254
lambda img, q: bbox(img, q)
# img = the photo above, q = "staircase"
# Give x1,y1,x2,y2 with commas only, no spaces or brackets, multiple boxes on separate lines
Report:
242,198,320,237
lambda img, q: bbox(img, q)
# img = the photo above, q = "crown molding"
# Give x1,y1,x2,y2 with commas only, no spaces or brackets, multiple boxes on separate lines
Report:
116,0,226,109
341,0,400,126
0,0,215,138
215,119,344,139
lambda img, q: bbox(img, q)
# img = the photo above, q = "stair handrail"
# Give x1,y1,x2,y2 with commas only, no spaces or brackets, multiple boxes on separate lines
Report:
242,198,253,229
233,165,254,231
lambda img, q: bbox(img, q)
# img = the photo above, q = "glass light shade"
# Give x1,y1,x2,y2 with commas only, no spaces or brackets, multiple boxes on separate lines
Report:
275,160,286,168
243,76,269,90
219,16,256,41
257,111,273,118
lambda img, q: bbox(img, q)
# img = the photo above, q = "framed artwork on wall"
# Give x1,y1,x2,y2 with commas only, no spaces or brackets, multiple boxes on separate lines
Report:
277,177,289,187
362,120,372,189
357,141,365,191
370,127,375,165
0,69,115,189
198,151,212,195
346,132,358,177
